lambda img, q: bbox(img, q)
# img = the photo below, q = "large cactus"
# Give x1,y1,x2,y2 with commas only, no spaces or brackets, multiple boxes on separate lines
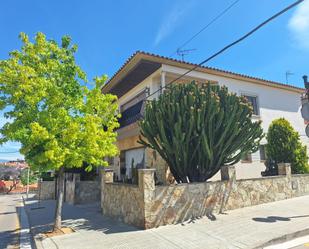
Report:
139,82,263,183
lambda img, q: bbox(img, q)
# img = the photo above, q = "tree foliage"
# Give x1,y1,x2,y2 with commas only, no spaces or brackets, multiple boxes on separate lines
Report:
20,168,37,185
266,118,309,174
0,32,119,171
0,32,119,229
139,82,263,183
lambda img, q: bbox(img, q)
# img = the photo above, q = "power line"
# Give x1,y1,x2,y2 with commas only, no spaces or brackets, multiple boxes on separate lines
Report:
146,0,304,101
0,151,20,153
169,0,241,57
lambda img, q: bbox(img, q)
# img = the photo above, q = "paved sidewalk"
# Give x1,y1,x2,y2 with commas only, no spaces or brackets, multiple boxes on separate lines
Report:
24,195,309,249
0,194,21,249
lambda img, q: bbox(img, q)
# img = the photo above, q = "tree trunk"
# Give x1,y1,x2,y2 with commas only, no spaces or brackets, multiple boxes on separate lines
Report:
53,167,65,231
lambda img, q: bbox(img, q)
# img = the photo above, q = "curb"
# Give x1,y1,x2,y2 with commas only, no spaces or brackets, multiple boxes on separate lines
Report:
21,196,46,249
255,227,309,248
19,196,32,249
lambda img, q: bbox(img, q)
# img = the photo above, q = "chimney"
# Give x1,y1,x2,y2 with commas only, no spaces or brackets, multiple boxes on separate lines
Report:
303,75,309,89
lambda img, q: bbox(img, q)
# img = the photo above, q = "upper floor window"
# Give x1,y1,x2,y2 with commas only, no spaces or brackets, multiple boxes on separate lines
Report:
242,94,259,116
259,144,267,161
118,89,148,128
120,89,148,112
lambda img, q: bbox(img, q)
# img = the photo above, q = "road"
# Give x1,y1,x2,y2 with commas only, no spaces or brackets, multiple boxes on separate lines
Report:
0,194,21,249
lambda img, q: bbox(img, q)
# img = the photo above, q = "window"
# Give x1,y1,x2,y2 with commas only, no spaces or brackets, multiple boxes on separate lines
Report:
118,89,148,128
242,94,259,116
120,89,147,112
259,145,267,161
123,148,145,179
241,153,252,163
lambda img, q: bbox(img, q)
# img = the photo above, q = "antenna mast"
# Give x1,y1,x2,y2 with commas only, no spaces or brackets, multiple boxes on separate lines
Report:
176,48,196,61
285,70,294,84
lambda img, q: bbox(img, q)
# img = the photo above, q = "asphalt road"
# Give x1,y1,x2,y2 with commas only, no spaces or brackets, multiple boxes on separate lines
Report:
0,194,21,249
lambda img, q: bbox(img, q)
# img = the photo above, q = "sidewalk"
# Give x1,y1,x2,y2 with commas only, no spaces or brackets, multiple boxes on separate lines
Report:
24,195,309,249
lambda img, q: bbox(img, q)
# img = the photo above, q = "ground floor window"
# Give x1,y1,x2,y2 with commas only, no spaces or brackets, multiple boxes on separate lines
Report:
119,147,145,182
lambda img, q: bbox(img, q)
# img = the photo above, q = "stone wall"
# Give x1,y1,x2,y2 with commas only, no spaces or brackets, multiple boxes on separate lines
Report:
102,183,144,227
38,181,55,200
64,173,100,205
75,181,100,204
101,168,147,227
101,164,309,229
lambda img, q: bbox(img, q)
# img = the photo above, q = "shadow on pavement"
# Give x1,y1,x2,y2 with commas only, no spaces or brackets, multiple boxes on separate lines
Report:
24,197,140,236
252,214,309,223
0,228,20,249
0,211,17,216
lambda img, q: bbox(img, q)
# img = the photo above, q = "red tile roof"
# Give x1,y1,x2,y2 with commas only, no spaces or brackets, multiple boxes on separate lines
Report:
104,51,304,93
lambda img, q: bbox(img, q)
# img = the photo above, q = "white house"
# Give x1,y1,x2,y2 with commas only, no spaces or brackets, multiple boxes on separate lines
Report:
102,51,308,182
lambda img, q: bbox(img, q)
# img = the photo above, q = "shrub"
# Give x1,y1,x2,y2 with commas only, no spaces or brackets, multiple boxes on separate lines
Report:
20,168,38,185
266,118,309,174
139,82,263,183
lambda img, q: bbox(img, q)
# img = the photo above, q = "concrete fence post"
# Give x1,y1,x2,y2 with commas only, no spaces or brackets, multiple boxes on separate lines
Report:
101,168,113,210
103,169,114,183
278,163,291,177
64,173,80,204
220,165,236,181
278,163,292,197
138,168,155,229
73,173,80,182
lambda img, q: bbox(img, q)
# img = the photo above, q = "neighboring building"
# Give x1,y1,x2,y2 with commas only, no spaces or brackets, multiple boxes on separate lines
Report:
3,159,28,169
102,51,307,183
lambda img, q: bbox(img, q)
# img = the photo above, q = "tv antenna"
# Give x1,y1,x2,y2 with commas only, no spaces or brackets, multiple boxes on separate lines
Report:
285,70,294,84
176,48,196,61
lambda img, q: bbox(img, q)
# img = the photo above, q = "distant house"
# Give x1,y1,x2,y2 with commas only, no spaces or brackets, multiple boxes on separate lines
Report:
3,159,28,169
102,51,308,183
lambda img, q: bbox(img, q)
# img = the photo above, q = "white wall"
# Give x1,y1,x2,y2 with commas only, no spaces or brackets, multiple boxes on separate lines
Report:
116,63,308,180
161,64,307,140
161,64,308,179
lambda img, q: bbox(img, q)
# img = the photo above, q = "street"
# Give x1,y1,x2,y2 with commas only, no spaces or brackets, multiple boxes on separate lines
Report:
0,194,20,249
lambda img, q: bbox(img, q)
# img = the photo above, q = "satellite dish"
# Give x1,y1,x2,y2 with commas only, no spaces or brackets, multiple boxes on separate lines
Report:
306,124,309,137
301,102,309,120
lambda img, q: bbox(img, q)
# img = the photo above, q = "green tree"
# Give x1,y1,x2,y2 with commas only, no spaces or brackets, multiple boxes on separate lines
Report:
20,168,37,185
139,82,263,183
266,118,309,174
0,33,119,230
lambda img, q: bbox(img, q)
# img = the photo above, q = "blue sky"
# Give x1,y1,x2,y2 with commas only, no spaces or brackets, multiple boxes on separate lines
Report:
0,0,308,160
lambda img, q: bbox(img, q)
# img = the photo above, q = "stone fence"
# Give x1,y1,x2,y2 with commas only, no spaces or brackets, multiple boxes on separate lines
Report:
101,163,309,229
38,180,55,200
65,173,100,205
38,173,100,204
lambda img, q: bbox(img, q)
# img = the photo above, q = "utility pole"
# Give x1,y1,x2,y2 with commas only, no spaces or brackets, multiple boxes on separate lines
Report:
26,167,30,199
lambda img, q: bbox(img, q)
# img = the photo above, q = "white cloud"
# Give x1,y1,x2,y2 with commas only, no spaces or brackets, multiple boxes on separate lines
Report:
154,2,192,46
288,1,309,50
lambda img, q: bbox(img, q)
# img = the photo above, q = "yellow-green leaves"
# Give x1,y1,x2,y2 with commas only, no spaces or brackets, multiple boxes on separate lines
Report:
0,32,119,172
